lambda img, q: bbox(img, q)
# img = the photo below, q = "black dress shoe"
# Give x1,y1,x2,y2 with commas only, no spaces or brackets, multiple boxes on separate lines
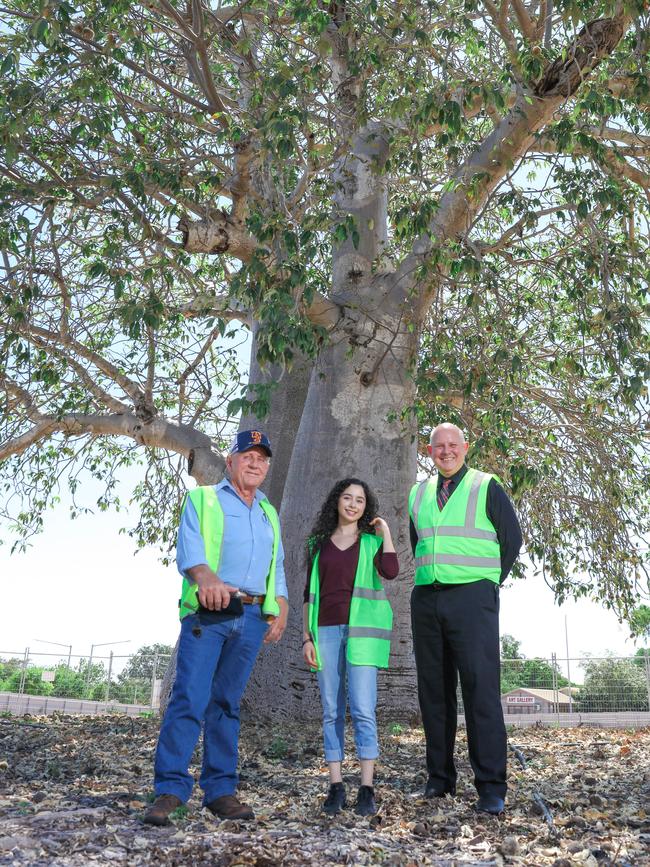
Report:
424,779,455,798
355,785,377,816
323,782,346,815
476,794,505,815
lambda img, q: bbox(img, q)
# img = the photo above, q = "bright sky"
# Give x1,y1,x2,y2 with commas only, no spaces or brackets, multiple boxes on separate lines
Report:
0,485,641,676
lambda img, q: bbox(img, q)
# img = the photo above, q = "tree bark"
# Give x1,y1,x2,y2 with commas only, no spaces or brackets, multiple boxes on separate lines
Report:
239,323,312,509
244,303,419,719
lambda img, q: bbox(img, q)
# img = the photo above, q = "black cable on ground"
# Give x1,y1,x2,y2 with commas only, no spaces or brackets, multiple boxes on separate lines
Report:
508,741,556,835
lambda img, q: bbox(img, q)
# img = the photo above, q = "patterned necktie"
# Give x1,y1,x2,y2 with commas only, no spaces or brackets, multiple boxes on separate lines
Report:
437,478,452,510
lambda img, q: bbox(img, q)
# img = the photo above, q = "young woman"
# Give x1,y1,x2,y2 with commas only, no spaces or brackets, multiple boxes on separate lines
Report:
302,478,399,817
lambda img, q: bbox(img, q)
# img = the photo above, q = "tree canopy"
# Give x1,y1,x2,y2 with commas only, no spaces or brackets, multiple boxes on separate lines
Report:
500,633,569,692
578,654,649,711
1,0,649,647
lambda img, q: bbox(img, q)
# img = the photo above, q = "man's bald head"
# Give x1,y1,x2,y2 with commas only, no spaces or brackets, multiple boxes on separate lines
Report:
428,423,469,477
429,423,466,446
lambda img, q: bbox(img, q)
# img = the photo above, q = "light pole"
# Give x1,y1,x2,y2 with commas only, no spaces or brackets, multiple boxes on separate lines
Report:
33,639,73,669
86,640,130,697
565,616,573,713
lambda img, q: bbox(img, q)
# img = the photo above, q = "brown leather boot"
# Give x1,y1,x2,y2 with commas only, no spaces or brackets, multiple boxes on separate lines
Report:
206,794,255,820
143,794,183,826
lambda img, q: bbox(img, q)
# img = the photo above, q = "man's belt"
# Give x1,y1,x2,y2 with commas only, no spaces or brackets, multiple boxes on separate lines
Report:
237,592,266,605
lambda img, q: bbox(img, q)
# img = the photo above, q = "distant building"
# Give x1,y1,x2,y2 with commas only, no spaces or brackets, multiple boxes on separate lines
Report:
501,687,576,714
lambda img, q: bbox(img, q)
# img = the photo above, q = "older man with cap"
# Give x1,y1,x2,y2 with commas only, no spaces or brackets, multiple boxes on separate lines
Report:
409,423,522,816
145,429,289,826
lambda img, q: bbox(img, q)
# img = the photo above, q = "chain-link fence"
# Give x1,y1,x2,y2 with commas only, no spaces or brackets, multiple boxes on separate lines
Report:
2,649,650,725
496,653,650,727
0,649,172,710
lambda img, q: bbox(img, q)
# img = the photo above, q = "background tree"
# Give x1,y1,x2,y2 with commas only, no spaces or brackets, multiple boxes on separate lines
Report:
500,633,568,693
1,0,648,717
501,634,523,660
116,643,173,681
629,605,650,639
578,655,649,712
114,643,173,704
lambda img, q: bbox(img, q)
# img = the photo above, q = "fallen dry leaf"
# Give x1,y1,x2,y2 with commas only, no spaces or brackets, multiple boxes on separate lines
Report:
0,716,648,865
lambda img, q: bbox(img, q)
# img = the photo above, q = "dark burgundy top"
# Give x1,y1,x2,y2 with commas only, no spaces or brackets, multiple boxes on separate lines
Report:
303,537,399,626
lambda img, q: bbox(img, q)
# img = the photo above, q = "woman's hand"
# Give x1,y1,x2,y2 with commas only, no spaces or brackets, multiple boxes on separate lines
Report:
303,638,317,668
370,516,389,536
369,516,395,552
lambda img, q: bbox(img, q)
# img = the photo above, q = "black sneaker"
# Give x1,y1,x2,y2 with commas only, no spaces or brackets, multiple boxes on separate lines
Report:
323,782,346,815
355,785,377,816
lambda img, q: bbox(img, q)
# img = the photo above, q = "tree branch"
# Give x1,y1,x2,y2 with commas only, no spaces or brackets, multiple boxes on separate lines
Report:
535,137,650,192
482,0,526,78
16,327,131,415
478,204,579,253
180,210,261,259
0,409,224,478
397,10,635,312
21,324,146,407
511,0,536,42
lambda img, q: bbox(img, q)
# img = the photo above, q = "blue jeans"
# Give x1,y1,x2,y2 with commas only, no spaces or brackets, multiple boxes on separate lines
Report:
154,606,268,805
316,624,379,762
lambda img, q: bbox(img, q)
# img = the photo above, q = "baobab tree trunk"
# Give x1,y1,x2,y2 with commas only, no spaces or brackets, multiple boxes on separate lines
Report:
239,323,312,509
244,294,420,719
245,117,422,719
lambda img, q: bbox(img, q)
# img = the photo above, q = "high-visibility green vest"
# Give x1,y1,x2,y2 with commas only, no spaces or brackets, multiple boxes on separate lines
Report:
178,485,281,621
409,468,501,586
307,534,393,670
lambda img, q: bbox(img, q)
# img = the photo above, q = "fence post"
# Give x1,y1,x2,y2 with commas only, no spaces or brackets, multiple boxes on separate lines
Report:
105,651,114,703
150,651,159,710
552,652,559,721
645,651,650,713
18,647,29,695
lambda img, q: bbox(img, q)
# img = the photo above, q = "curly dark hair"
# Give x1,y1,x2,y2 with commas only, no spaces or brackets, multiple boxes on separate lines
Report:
306,477,379,564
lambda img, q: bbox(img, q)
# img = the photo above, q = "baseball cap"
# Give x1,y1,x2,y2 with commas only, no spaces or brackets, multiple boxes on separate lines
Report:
229,429,272,457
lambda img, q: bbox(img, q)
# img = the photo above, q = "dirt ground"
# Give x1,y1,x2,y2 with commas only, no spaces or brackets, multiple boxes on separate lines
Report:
0,715,648,866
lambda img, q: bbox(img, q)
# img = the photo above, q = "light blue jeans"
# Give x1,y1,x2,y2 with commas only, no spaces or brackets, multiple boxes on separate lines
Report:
316,624,379,762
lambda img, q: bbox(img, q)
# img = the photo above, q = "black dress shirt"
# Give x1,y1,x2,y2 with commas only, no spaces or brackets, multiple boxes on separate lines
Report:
409,464,522,583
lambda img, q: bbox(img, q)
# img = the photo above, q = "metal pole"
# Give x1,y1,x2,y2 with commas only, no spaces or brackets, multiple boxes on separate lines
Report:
67,645,72,669
565,616,573,713
552,652,559,722
645,650,650,713
150,651,158,709
18,647,29,695
105,651,114,703
86,645,95,697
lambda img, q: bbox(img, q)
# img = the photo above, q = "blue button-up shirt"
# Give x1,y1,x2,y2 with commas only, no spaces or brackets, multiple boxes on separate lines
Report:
176,479,288,599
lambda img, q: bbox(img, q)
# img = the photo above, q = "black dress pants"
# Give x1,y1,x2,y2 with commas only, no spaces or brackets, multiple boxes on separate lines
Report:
411,579,507,798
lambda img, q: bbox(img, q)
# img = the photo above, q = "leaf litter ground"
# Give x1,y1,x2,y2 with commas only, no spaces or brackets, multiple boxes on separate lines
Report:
0,716,648,866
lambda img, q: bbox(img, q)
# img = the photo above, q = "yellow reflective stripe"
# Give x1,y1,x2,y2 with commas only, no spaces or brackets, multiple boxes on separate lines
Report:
436,526,497,541
308,593,316,604
415,555,434,567
412,479,430,528
435,554,501,568
465,470,487,529
349,626,392,640
352,586,388,601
